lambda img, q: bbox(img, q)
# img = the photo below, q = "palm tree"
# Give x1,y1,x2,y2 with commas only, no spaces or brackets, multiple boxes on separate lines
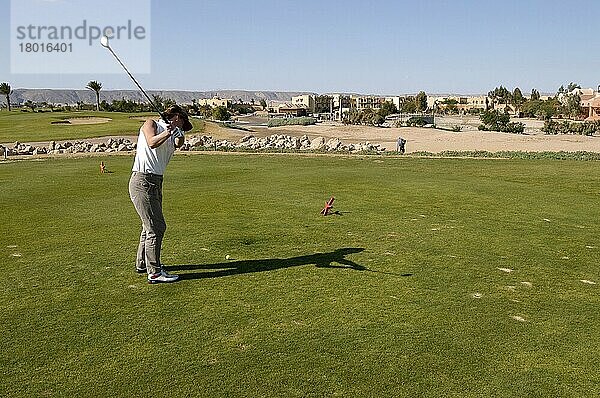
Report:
0,82,13,111
86,80,102,111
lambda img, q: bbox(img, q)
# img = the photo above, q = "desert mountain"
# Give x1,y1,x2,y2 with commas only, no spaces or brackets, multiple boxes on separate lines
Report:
8,89,316,105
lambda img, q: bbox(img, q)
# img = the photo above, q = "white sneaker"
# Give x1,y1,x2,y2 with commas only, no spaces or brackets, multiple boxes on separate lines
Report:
147,270,179,284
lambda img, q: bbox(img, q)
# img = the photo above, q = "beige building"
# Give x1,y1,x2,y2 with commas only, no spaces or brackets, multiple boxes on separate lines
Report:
291,94,315,113
561,87,600,121
580,89,600,121
277,104,308,117
428,95,489,112
198,97,232,108
352,95,385,110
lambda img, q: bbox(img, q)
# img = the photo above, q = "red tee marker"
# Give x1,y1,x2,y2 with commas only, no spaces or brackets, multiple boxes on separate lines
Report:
321,197,335,216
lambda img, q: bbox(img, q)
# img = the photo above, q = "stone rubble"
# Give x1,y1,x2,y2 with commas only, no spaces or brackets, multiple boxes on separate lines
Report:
184,134,385,153
1,134,385,157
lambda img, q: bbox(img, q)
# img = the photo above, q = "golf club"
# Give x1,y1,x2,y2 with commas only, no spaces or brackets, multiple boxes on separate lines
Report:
100,35,169,124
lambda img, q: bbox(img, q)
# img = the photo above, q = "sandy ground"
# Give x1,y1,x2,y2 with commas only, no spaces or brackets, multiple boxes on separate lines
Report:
204,121,600,153
5,117,600,153
66,117,112,125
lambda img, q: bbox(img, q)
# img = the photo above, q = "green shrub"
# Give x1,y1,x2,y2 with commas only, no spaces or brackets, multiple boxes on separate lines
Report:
505,121,525,134
406,116,426,127
267,117,316,127
479,110,524,133
542,119,600,136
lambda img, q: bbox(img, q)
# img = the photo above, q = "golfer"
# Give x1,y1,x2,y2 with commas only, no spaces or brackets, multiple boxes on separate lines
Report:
128,105,192,284
397,137,406,154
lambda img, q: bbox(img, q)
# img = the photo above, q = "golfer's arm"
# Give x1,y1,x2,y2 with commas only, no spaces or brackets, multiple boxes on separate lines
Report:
142,119,171,148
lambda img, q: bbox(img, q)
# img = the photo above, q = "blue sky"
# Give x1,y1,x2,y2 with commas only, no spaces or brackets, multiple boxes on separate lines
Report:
1,0,599,94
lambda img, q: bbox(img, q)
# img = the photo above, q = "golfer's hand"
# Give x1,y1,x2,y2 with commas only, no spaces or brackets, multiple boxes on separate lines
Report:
171,127,184,139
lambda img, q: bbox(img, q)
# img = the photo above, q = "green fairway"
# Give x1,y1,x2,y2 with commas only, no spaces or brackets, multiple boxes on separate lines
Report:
2,154,600,397
0,110,205,143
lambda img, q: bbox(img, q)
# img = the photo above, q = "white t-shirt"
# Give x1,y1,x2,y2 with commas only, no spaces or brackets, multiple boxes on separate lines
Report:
132,120,181,175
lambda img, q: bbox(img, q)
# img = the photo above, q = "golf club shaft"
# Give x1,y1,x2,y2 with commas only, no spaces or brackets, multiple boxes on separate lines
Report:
105,46,169,123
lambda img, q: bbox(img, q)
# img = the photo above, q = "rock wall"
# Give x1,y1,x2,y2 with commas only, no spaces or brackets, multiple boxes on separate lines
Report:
0,135,385,157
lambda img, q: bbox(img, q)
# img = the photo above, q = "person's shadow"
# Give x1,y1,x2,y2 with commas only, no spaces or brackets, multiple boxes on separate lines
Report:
167,247,370,281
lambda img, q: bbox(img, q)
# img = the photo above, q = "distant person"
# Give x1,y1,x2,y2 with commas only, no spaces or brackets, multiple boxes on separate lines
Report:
397,137,406,154
129,105,192,284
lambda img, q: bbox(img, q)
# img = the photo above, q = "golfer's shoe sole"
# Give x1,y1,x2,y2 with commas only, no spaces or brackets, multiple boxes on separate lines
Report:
147,271,179,284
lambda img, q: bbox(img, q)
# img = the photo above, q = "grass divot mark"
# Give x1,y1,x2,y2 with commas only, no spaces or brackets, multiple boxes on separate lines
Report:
497,267,513,273
580,280,597,285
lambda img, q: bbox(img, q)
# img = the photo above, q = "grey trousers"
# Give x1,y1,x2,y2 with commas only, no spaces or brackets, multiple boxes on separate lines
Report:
129,172,166,275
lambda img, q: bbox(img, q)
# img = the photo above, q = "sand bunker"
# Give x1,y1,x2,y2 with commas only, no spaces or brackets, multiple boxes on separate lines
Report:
51,117,112,125
67,117,112,125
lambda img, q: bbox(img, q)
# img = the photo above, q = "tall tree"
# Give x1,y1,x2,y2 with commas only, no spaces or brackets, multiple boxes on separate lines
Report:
86,80,102,111
0,82,13,111
488,86,512,106
567,82,581,92
212,106,230,121
511,87,525,112
563,93,582,119
556,82,582,119
378,101,397,118
530,88,540,101
415,91,428,112
401,97,417,113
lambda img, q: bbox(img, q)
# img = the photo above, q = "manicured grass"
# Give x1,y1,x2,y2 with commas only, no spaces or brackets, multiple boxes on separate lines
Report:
0,110,205,143
2,154,600,397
